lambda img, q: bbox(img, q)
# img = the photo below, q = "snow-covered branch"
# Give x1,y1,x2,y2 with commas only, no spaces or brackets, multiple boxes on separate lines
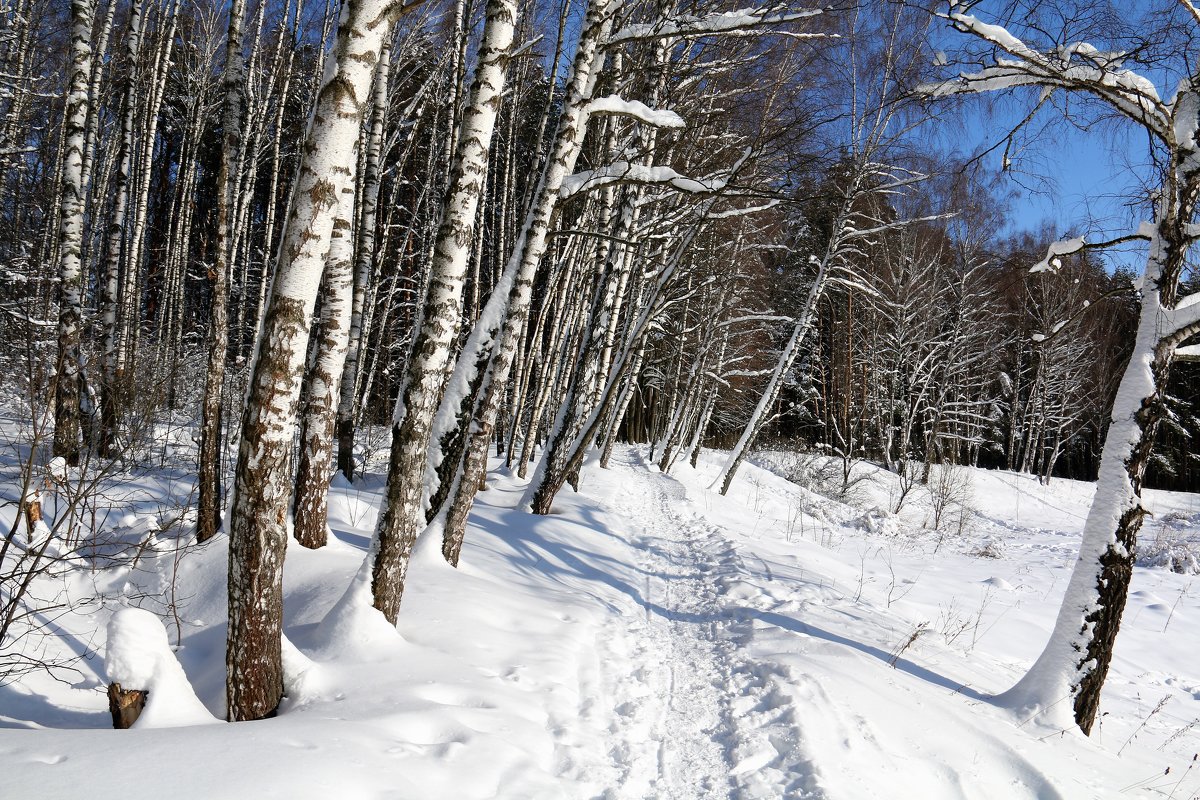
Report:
1028,232,1150,274
587,96,685,128
839,213,953,242
560,162,729,198
920,7,1171,140
718,313,793,327
608,7,823,45
1168,291,1200,336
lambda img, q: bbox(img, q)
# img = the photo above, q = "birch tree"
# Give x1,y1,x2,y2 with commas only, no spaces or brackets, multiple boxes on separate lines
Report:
712,6,934,495
52,0,95,466
197,0,247,544
926,3,1200,733
225,0,409,722
368,0,519,622
430,0,619,566
292,180,357,550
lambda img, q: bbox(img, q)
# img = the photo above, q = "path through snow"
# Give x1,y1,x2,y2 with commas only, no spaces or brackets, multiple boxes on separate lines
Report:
597,451,739,798
590,451,1100,799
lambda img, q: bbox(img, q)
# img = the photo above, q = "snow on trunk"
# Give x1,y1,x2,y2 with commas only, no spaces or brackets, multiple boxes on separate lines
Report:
995,225,1180,732
367,0,519,624
435,0,619,565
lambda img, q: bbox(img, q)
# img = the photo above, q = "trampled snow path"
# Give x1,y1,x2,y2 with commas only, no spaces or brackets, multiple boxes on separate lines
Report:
594,452,1088,799
598,452,739,798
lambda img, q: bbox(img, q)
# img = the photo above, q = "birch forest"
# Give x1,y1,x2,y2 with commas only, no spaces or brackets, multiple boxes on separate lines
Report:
4,0,1200,748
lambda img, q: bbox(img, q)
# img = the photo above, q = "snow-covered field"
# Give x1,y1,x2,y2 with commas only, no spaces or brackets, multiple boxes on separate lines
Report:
2,437,1199,799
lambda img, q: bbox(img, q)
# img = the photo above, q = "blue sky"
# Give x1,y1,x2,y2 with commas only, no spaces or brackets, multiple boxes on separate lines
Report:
924,87,1157,274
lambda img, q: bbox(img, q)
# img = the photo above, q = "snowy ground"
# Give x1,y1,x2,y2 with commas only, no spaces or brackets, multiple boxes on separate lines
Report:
2,435,1199,799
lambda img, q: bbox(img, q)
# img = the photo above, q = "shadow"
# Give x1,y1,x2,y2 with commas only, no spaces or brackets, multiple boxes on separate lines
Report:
329,528,370,550
0,682,108,730
750,610,986,700
479,496,986,702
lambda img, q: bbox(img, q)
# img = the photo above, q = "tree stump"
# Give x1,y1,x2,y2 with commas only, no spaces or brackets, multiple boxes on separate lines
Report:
23,489,41,535
107,682,147,729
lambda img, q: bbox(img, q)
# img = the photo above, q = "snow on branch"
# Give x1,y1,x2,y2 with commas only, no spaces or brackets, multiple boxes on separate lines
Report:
718,313,794,327
1028,231,1150,274
839,213,953,243
608,7,823,45
588,96,685,128
919,6,1170,139
1168,291,1200,335
560,161,729,198
710,199,780,218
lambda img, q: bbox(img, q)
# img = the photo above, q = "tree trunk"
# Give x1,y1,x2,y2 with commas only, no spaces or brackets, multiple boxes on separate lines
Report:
336,39,391,481
996,227,1183,734
52,0,94,467
369,0,519,623
225,0,397,722
197,0,247,544
437,0,617,565
292,183,357,550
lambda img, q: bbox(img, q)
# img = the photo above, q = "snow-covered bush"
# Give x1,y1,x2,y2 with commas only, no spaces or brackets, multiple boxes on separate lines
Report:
760,449,873,504
971,537,1006,560
1137,529,1200,574
853,507,899,536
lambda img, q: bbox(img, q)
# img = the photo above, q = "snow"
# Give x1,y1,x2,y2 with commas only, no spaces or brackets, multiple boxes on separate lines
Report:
3,437,1200,798
104,608,219,728
587,95,685,128
560,162,726,198
608,8,823,44
1029,235,1086,274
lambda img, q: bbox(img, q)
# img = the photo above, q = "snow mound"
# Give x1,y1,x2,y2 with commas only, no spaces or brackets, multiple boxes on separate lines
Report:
104,607,220,728
310,558,406,661
853,507,897,535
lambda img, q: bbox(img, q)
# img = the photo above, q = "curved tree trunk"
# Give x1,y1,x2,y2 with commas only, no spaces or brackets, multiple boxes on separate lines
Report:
369,0,519,623
437,0,617,565
996,227,1184,734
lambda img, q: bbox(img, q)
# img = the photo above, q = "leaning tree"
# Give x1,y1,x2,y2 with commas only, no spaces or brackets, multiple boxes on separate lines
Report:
926,1,1200,734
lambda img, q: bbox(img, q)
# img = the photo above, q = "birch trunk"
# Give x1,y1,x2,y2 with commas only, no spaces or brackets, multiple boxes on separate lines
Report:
292,183,357,550
369,0,519,623
712,199,852,495
996,223,1189,733
52,0,94,466
337,40,391,481
97,0,142,458
197,0,246,544
436,0,617,565
226,0,397,722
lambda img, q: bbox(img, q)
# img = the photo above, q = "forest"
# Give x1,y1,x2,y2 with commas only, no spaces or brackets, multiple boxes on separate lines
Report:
3,0,1200,784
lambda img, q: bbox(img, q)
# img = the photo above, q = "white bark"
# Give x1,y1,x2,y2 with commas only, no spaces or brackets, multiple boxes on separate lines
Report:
368,0,520,622
226,0,399,722
52,0,94,466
